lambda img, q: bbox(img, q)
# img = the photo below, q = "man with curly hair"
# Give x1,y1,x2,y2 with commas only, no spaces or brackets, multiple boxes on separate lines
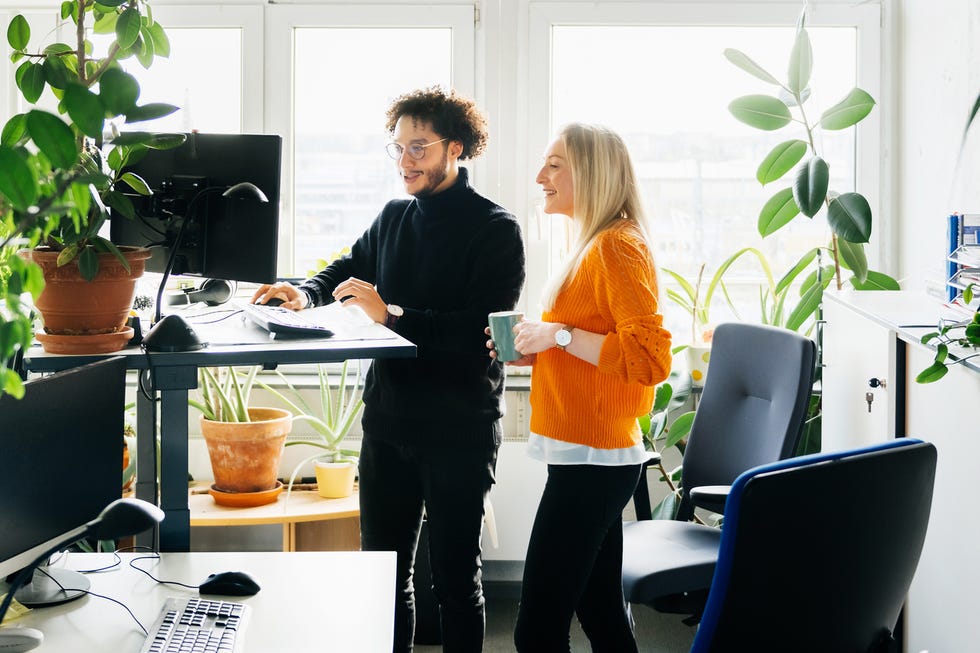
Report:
253,86,525,652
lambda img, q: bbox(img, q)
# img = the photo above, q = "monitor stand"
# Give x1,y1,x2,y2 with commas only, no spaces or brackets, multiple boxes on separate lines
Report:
14,566,90,607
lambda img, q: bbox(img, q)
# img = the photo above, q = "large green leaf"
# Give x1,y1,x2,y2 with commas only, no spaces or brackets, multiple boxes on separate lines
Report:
145,21,171,57
1,113,28,147
775,247,819,294
850,270,901,291
6,14,29,51
787,28,812,96
785,277,826,331
827,192,872,243
125,102,179,123
723,48,781,85
0,146,38,209
17,61,46,104
837,238,868,283
99,67,141,115
793,156,829,217
757,140,807,185
915,360,949,384
665,411,694,449
728,95,792,131
115,7,142,49
820,88,876,130
758,187,800,236
64,83,106,138
41,55,71,90
26,110,78,169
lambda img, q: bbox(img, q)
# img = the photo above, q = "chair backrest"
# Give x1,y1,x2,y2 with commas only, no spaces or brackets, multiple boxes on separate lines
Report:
677,322,816,520
690,439,937,653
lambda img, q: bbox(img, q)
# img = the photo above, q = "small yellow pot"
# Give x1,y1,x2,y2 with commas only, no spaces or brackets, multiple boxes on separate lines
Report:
314,460,357,499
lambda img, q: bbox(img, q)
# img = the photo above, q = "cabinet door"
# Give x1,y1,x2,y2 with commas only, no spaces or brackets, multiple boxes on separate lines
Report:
822,297,897,451
904,346,980,653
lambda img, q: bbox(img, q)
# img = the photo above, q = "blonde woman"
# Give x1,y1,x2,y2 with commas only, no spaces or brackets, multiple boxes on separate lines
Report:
492,123,672,651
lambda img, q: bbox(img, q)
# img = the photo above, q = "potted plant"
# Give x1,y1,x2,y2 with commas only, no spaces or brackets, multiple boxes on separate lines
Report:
724,4,899,328
1,1,185,359
255,360,365,499
189,366,293,504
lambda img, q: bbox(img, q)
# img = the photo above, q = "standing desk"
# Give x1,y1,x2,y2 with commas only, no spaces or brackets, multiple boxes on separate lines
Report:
7,550,395,652
23,305,415,552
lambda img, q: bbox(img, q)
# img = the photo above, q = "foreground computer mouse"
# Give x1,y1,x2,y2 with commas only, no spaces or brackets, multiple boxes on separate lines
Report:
260,297,285,307
199,571,261,597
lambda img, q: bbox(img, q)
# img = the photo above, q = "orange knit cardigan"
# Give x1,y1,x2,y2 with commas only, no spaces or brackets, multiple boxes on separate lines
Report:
529,221,672,449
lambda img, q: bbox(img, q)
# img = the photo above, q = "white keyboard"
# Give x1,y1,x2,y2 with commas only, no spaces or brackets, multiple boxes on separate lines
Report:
239,301,334,337
139,597,249,653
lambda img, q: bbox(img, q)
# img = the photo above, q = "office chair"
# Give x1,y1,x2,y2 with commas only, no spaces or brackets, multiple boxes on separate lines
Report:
690,439,937,653
622,322,816,619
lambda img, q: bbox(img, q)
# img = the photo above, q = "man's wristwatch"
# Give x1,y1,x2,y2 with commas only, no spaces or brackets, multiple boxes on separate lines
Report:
555,325,573,351
384,304,404,329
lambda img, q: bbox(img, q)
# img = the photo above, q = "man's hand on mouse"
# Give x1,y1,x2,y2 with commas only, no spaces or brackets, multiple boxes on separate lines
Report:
250,282,305,311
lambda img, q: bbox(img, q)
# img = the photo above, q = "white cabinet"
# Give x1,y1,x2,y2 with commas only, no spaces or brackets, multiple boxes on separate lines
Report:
823,290,980,653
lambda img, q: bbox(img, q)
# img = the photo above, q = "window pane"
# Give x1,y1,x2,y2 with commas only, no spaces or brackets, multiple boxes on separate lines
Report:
292,28,452,277
551,25,857,333
95,28,243,133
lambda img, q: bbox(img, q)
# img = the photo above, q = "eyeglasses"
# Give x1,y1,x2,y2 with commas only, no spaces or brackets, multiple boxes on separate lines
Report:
385,138,448,161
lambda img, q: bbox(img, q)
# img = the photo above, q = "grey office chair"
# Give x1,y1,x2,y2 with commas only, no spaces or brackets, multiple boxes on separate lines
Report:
690,439,937,653
622,321,817,620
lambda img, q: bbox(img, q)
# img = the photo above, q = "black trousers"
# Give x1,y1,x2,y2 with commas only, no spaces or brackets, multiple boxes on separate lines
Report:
359,434,499,653
514,462,643,653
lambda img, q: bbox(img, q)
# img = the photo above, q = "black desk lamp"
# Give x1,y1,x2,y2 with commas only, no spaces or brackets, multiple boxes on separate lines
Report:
0,498,164,652
143,182,269,352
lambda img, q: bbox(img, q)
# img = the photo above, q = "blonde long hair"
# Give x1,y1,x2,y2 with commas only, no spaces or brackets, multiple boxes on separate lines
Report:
541,123,654,310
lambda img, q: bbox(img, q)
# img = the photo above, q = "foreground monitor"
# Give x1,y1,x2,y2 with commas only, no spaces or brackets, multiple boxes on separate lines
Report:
0,357,127,605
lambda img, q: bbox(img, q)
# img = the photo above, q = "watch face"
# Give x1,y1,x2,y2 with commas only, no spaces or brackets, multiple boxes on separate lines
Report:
388,304,404,317
556,328,572,347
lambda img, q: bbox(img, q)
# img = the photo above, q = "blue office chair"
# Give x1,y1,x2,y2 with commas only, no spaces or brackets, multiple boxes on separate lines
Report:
623,322,817,620
690,439,937,653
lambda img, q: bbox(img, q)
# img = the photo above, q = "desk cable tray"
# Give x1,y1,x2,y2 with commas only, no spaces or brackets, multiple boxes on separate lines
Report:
139,597,249,653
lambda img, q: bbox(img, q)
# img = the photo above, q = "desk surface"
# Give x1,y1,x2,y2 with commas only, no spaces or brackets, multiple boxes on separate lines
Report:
7,551,394,653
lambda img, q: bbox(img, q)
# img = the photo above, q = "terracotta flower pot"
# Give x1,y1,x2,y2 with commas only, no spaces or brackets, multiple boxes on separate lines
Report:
200,407,292,493
23,246,151,353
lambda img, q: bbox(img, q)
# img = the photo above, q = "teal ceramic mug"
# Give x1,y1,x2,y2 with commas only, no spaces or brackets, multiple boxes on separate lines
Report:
488,311,524,362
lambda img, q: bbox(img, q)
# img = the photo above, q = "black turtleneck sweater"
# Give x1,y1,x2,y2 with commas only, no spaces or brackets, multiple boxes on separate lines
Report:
299,168,526,448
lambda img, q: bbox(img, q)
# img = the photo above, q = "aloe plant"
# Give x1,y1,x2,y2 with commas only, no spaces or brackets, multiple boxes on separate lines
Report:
724,6,899,306
189,366,260,423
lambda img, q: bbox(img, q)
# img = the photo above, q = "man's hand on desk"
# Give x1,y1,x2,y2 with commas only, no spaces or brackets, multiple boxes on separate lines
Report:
251,282,307,311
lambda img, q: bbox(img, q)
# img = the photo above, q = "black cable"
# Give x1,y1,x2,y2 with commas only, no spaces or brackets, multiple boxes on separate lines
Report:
34,566,147,635
127,553,202,591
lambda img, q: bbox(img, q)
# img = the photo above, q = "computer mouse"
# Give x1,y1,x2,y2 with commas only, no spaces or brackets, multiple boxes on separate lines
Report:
199,570,261,597
261,297,285,307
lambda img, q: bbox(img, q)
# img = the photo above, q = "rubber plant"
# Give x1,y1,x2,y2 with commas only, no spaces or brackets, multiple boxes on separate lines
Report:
0,0,184,397
724,5,899,329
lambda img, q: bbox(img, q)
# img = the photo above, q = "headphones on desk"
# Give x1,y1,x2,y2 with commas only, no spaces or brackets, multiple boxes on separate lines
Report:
165,279,237,307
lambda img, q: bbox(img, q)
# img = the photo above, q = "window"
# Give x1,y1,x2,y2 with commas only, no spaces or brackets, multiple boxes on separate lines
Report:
527,3,882,336
266,5,474,278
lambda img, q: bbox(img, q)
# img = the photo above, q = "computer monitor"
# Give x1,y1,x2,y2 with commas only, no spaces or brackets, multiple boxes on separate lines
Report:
109,132,282,285
0,357,127,607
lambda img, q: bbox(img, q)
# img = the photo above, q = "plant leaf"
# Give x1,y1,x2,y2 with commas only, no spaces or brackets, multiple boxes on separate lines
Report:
827,192,872,243
786,278,827,332
775,247,818,294
0,145,38,209
125,102,179,123
7,14,30,51
793,156,829,217
665,411,694,449
820,88,876,130
915,361,949,384
64,83,106,139
723,48,781,85
26,109,78,169
837,238,869,283
757,140,808,185
728,95,792,131
17,61,46,104
145,20,171,57
758,187,800,236
99,67,141,115
787,27,812,96
850,269,901,291
115,7,142,49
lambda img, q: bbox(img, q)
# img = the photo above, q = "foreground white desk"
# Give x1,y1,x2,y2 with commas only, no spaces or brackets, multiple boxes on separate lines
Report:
7,551,395,652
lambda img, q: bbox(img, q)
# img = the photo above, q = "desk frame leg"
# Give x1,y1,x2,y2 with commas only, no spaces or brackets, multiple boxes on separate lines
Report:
135,374,159,550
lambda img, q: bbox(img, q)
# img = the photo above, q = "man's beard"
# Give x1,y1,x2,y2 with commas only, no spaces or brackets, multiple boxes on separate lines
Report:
410,149,450,198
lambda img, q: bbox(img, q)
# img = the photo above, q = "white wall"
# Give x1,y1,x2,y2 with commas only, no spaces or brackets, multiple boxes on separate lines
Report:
894,0,980,290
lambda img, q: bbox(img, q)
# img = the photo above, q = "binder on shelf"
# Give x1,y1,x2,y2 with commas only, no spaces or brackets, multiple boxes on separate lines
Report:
948,213,961,301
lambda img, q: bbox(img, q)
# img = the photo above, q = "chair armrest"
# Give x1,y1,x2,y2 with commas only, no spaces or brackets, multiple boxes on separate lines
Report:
689,485,731,515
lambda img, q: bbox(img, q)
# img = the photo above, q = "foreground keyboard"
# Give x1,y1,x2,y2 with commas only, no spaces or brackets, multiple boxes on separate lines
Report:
139,597,249,653
239,302,334,337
